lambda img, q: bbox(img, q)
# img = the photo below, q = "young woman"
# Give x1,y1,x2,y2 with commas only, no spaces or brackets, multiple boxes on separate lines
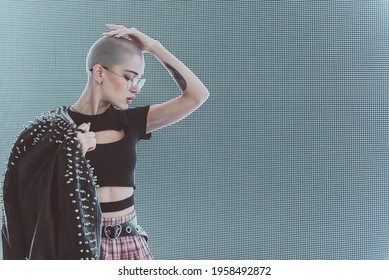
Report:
1,24,209,260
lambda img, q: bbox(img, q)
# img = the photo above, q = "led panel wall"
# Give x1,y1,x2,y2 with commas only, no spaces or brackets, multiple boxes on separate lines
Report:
0,1,388,259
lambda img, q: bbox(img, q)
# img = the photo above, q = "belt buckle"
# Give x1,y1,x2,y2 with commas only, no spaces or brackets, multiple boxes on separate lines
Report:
103,224,122,240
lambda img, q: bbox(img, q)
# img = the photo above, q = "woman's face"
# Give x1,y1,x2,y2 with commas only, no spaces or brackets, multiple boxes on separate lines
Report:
102,55,145,110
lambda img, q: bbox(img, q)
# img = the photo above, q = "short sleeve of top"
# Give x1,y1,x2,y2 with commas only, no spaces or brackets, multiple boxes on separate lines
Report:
122,106,151,141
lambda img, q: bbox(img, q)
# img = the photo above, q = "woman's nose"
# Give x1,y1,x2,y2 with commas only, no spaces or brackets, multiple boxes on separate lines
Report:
130,84,140,93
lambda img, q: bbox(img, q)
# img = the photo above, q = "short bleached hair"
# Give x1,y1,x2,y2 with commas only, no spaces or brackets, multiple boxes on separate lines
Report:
86,36,143,73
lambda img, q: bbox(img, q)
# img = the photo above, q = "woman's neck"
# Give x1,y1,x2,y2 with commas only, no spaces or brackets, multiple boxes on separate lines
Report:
72,83,110,115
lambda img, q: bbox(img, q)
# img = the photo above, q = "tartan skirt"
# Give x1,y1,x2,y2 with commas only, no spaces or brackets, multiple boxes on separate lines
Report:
100,211,154,260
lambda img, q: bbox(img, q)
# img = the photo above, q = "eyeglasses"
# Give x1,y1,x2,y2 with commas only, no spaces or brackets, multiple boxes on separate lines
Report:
89,65,145,90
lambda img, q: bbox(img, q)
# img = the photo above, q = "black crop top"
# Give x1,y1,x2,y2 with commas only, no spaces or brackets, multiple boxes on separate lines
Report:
68,105,151,188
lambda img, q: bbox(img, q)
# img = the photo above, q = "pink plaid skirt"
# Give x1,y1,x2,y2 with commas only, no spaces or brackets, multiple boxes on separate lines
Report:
100,211,153,260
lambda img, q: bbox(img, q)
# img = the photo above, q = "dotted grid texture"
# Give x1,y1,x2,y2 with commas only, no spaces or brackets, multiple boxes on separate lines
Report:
0,1,388,259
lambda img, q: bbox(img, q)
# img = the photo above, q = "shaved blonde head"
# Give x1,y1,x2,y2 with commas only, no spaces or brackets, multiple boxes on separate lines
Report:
86,36,143,73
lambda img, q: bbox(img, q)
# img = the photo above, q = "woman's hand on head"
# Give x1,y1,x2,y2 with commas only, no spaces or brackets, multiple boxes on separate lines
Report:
102,24,158,53
76,122,96,156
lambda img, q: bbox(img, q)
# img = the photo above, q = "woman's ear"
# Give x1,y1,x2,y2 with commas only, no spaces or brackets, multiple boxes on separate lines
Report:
91,64,104,83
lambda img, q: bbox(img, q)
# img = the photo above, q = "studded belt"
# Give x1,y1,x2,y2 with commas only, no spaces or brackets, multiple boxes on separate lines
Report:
102,216,148,242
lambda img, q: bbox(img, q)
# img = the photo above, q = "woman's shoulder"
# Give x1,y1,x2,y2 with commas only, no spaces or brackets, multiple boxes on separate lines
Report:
116,105,150,118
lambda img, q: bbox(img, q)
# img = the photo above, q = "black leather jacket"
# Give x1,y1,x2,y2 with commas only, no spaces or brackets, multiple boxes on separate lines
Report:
1,106,102,259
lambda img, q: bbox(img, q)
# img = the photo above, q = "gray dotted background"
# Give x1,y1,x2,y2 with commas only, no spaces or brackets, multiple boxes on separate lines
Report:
1,0,388,259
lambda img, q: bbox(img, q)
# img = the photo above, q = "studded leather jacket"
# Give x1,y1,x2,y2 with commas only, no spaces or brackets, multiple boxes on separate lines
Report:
1,106,102,259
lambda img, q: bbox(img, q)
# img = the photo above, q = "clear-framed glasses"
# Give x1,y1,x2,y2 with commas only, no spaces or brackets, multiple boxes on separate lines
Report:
89,65,145,90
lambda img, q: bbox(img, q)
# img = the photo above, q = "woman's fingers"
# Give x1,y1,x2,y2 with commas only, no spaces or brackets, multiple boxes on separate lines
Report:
82,132,97,152
115,30,128,37
103,28,136,38
79,132,96,155
102,24,155,52
77,122,90,133
102,30,119,36
105,23,124,28
76,123,95,155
